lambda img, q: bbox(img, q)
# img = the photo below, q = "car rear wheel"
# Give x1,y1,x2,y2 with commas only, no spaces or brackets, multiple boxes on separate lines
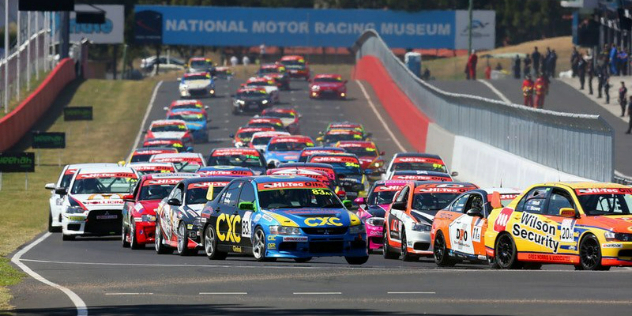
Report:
382,228,399,259
400,230,417,262
154,220,173,254
130,221,144,249
578,234,609,271
177,222,194,256
434,231,456,267
495,234,521,269
204,224,227,260
345,256,369,265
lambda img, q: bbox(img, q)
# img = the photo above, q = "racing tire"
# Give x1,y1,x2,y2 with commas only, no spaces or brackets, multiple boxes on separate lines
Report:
121,221,130,248
130,221,144,250
252,227,270,262
494,234,521,269
294,257,312,263
48,212,61,233
578,234,609,271
433,231,456,267
154,220,173,255
345,256,369,265
177,222,194,256
62,234,75,241
400,230,417,262
382,228,399,259
204,224,227,260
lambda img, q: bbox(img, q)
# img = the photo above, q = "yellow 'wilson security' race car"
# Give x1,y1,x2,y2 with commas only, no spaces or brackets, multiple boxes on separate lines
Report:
485,182,632,270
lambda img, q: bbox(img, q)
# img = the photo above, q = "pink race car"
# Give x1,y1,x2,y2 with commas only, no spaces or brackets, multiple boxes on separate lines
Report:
354,180,411,253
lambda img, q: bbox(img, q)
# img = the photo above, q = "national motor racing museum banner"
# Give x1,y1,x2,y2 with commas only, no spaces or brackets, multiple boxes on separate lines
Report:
134,6,495,50
53,5,125,44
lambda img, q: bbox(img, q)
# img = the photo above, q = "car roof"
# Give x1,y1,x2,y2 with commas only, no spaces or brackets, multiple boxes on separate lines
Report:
392,170,451,176
538,182,626,190
150,119,187,126
394,152,442,159
76,166,135,174
128,162,174,167
336,141,375,147
413,181,478,189
134,147,178,154
198,166,253,171
181,176,230,186
142,172,200,180
152,153,202,159
65,163,117,169
251,175,317,184
478,187,522,194
279,162,335,169
184,72,209,77
373,179,414,186
252,131,290,138
314,73,342,78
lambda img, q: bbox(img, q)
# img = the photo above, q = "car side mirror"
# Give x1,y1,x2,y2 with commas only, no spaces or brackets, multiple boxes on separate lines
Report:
163,106,169,111
342,200,353,209
167,198,181,206
204,105,209,109
55,187,68,195
451,171,459,177
186,147,194,153
365,132,373,138
559,207,576,218
363,169,372,175
267,161,277,169
177,77,182,81
142,130,148,134
466,207,483,217
229,134,235,138
238,202,256,211
379,151,385,156
354,197,365,205
391,200,406,210
316,136,324,142
122,194,135,202
490,191,503,209
45,183,56,190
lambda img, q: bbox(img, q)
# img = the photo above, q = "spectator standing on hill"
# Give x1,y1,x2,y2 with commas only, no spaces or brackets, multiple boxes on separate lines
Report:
543,47,552,76
626,96,632,134
230,55,238,67
532,47,541,75
618,49,628,76
597,57,606,98
610,45,618,75
534,73,547,109
578,55,586,90
549,50,558,78
586,53,594,95
605,76,611,104
619,82,628,117
467,50,478,80
571,47,580,77
524,54,532,78
522,75,534,107
513,55,521,79
259,43,266,63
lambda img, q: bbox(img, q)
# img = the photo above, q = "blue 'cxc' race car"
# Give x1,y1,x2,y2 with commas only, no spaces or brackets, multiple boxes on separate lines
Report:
167,108,208,142
196,176,369,264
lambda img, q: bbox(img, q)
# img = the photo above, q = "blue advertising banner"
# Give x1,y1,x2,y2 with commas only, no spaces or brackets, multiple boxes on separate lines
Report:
134,6,495,49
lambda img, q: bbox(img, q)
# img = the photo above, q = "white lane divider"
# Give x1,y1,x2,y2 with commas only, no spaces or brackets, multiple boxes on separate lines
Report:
293,292,342,295
355,81,406,152
105,293,153,296
387,291,435,294
477,79,512,104
127,80,164,161
199,292,248,295
11,232,88,316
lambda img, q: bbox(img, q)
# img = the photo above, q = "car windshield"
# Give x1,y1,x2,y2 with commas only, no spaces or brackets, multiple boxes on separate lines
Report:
71,176,137,194
140,184,176,200
247,81,274,87
208,153,264,168
238,91,267,98
366,207,386,218
186,188,208,205
393,162,447,173
258,187,342,209
367,190,397,206
184,75,209,81
60,174,74,188
269,141,310,152
151,124,186,132
412,193,460,213
327,161,361,176
314,77,342,83
577,193,632,215
325,134,361,143
169,113,204,121
343,147,378,157
265,111,294,119
281,60,305,68
252,136,273,146
237,131,257,141
260,68,282,74
172,162,202,173
190,60,210,68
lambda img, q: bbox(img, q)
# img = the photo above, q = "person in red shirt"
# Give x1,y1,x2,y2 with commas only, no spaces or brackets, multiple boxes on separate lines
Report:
467,50,478,80
534,73,547,108
522,75,534,107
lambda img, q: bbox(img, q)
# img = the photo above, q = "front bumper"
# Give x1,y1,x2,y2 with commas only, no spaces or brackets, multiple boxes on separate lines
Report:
405,230,432,256
190,128,208,142
265,232,368,258
181,88,215,98
133,221,156,244
62,210,122,236
310,90,346,99
366,225,383,250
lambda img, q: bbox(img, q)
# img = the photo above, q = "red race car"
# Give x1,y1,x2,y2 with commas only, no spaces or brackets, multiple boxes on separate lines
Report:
279,55,310,80
231,126,276,147
130,148,179,163
334,140,385,177
309,74,347,99
257,63,290,90
164,99,209,120
261,108,301,134
121,173,200,249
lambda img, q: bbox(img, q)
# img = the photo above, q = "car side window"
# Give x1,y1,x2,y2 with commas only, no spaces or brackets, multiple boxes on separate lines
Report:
238,182,256,205
547,189,574,216
170,185,183,203
394,186,409,203
221,181,243,207
517,187,550,215
465,194,484,212
451,194,469,213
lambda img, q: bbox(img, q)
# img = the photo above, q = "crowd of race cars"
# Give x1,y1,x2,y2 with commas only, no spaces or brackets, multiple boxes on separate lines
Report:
44,55,632,270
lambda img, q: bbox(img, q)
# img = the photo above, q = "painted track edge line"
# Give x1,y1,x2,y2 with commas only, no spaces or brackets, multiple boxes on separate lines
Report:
126,80,164,161
10,232,88,316
355,80,406,152
477,79,512,104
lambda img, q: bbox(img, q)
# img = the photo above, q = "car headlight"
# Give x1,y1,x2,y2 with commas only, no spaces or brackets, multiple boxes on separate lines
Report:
237,100,245,105
135,215,156,222
311,85,320,91
349,225,365,234
411,223,431,232
372,162,383,168
262,99,269,104
179,85,188,91
65,206,84,214
605,231,632,242
270,226,301,235
365,217,384,227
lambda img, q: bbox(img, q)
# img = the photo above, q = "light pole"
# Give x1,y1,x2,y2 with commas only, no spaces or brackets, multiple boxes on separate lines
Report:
468,0,473,55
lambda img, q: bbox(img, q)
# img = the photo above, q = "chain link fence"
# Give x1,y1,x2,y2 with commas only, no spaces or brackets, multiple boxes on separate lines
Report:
1,11,52,114
353,30,614,182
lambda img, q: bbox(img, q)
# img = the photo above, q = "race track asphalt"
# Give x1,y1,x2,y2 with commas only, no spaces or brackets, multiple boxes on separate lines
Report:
8,77,632,316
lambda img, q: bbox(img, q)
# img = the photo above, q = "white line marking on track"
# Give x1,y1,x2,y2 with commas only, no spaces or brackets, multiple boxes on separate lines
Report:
105,293,153,296
355,80,406,152
199,292,248,295
477,79,512,104
11,233,88,316
127,80,164,161
387,291,435,294
293,292,342,295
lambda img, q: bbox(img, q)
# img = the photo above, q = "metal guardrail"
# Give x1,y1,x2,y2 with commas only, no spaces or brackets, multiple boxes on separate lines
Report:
353,30,614,182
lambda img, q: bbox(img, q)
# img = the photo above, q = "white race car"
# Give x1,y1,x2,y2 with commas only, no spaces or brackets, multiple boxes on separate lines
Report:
383,152,456,180
57,166,139,240
179,72,216,98
249,131,290,152
244,76,280,104
45,163,118,232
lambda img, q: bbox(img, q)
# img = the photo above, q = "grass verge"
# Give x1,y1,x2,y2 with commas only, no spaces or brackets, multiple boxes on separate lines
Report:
0,70,50,120
0,78,158,310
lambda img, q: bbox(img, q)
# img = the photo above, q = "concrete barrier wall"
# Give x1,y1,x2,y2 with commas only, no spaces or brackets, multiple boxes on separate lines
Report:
0,58,76,151
352,55,429,152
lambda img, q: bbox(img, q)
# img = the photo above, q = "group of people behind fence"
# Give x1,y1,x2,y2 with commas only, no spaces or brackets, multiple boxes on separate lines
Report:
514,47,557,80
